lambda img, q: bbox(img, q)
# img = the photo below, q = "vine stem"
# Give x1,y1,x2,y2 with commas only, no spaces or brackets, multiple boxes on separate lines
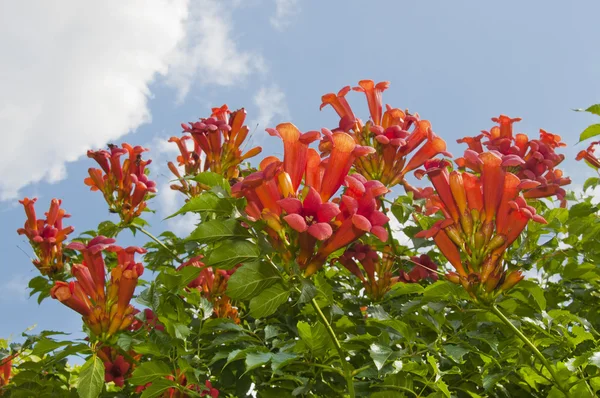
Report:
135,226,183,264
490,305,571,397
310,298,355,398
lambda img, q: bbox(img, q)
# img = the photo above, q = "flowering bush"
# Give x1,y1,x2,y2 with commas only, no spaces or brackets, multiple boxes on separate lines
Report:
2,82,600,398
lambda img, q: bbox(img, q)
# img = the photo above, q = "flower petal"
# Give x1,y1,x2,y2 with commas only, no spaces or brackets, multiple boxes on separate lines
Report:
351,214,372,232
317,202,341,222
283,214,308,232
278,197,303,215
307,223,333,240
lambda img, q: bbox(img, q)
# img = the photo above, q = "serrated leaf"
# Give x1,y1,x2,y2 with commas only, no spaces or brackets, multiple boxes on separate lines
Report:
226,261,280,300
579,123,600,142
297,279,317,304
423,280,469,301
130,361,172,385
77,355,105,398
192,171,231,194
245,352,272,372
249,283,289,318
386,282,424,298
297,321,332,358
369,343,394,371
583,177,600,192
187,219,250,243
166,193,233,219
271,352,298,372
206,240,259,270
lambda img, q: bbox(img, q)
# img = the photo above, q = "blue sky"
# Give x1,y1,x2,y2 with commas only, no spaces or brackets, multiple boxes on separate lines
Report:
1,0,599,340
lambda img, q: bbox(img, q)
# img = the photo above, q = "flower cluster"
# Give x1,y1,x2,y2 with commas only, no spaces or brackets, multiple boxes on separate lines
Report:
336,245,438,301
50,236,145,340
85,143,157,223
415,151,552,301
17,198,74,275
178,256,240,323
170,105,262,197
97,345,141,387
456,115,571,206
576,140,600,170
320,80,452,188
233,124,389,276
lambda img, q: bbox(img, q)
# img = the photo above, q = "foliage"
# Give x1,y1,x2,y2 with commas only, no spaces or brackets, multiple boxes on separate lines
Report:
2,89,600,398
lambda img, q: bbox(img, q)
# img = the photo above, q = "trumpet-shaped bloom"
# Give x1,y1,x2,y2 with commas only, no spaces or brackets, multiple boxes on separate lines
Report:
267,123,320,192
278,186,340,240
17,198,74,275
85,143,157,223
456,115,571,206
415,145,553,300
320,80,451,189
52,239,145,340
180,105,262,185
576,141,600,169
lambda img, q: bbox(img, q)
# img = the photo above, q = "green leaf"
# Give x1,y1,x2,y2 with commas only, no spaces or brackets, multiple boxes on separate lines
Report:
206,240,260,270
192,171,232,194
166,192,233,219
77,355,105,398
443,344,470,363
297,321,332,357
386,282,424,298
245,352,272,372
187,219,251,243
314,274,334,307
97,220,121,238
31,338,68,356
297,278,317,304
584,177,600,192
271,352,298,372
514,280,546,311
423,280,469,301
226,261,281,300
130,361,172,385
575,104,600,117
579,123,600,142
249,283,290,318
369,343,394,371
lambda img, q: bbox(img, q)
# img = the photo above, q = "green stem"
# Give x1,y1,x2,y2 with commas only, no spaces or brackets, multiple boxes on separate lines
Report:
310,298,355,398
491,305,570,397
135,226,183,263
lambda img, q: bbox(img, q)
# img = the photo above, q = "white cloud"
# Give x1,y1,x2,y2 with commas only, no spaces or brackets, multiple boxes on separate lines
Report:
166,0,266,101
252,85,290,133
0,0,264,201
270,0,300,31
3,274,29,302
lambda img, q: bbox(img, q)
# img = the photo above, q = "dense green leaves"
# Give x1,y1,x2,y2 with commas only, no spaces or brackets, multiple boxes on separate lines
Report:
249,282,290,318
226,261,281,300
205,240,259,270
187,219,251,243
297,321,332,358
